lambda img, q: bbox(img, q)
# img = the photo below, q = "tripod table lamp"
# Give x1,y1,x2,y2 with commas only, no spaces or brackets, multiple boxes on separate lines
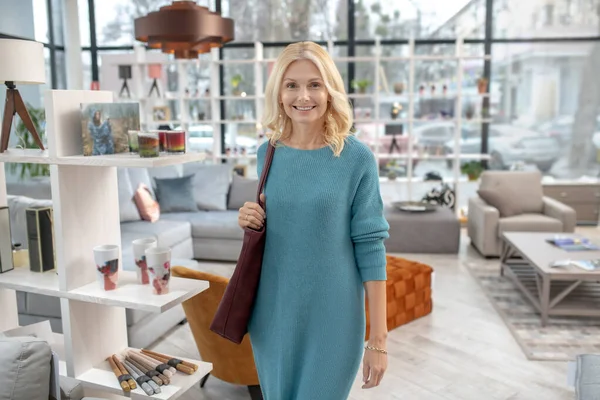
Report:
0,38,46,153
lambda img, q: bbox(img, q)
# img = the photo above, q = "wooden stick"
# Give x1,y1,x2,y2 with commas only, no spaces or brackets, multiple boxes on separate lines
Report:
121,358,159,395
140,351,195,375
126,355,166,386
131,350,176,376
107,356,130,392
111,355,137,390
141,348,198,371
127,353,170,385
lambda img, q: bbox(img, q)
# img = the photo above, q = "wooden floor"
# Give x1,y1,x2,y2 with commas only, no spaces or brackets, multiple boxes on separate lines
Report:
150,230,580,400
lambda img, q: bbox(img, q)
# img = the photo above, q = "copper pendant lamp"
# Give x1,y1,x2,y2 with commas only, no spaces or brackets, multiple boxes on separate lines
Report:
134,1,234,59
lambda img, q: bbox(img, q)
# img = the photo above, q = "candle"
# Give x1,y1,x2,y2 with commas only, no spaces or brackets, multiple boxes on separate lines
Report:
166,130,186,153
138,132,160,158
127,130,139,153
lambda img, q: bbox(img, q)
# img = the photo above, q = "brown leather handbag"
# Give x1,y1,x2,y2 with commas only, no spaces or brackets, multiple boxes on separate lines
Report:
210,141,276,344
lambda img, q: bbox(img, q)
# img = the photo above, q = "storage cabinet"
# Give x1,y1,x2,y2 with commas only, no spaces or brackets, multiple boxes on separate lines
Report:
543,183,600,225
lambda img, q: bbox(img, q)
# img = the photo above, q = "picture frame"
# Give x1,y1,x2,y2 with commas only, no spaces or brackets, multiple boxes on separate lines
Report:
152,106,170,122
80,102,140,156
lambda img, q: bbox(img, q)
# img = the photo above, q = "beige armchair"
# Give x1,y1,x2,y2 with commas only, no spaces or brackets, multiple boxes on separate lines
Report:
468,170,576,257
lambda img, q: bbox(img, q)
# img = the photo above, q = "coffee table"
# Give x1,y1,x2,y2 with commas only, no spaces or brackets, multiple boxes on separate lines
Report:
500,232,600,326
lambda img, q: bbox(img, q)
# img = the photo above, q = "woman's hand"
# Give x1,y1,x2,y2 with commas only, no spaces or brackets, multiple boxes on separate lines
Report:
238,193,266,230
362,339,387,389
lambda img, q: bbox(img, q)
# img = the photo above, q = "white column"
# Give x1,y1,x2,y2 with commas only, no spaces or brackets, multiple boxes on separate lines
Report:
62,0,84,90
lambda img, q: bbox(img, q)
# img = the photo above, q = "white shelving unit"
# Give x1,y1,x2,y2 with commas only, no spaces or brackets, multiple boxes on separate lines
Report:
106,38,492,208
0,89,212,399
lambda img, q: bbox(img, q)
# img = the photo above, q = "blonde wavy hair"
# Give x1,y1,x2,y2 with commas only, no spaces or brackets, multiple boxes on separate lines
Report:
262,41,353,157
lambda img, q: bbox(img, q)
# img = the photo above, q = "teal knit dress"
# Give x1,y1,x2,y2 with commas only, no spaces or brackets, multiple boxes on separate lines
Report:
248,134,390,400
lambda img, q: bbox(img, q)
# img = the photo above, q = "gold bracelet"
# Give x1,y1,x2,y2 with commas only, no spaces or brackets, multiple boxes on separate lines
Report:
365,345,387,354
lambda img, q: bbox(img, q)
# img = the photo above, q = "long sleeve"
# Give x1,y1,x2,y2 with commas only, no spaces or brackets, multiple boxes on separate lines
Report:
350,152,390,282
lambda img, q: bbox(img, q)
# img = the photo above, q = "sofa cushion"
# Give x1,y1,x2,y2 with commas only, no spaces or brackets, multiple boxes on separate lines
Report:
0,337,52,400
148,165,183,188
477,182,523,217
117,168,142,222
162,211,243,240
120,219,191,249
127,167,156,199
228,174,259,210
480,171,544,214
184,163,232,211
154,175,198,213
498,213,563,235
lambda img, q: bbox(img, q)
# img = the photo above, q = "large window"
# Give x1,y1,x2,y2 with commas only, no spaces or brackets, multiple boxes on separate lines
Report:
26,0,600,184
491,40,600,177
223,0,347,42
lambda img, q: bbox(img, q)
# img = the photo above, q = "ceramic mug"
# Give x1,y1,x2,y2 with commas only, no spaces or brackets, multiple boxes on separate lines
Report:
93,244,119,291
145,247,171,295
132,238,157,285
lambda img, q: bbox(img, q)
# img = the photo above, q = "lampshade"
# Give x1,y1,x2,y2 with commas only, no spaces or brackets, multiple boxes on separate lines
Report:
134,1,234,59
148,64,162,79
118,65,132,80
0,39,46,85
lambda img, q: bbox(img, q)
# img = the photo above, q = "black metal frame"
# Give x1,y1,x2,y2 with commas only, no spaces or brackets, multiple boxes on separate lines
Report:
6,0,600,156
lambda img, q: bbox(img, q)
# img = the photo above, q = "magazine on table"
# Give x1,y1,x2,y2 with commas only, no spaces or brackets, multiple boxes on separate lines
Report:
550,259,600,271
546,236,600,251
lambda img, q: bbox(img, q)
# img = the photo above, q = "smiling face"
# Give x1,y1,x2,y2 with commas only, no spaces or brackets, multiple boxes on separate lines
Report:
280,59,329,128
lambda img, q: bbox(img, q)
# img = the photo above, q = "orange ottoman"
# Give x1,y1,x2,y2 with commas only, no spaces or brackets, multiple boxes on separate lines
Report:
365,255,433,339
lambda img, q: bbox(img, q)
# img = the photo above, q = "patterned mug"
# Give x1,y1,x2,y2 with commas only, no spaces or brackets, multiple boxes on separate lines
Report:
93,244,120,291
132,238,157,285
145,247,171,295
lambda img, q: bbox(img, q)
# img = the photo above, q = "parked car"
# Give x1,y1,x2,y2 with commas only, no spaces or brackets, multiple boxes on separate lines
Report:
537,115,600,146
183,124,258,155
443,124,561,172
411,121,483,155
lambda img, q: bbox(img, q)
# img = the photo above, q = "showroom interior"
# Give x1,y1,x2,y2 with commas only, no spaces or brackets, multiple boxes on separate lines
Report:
1,0,600,399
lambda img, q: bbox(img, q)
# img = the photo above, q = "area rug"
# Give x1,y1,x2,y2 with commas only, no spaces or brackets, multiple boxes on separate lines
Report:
464,259,600,361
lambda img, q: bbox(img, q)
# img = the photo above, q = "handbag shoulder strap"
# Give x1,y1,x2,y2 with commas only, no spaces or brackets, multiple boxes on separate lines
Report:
256,140,276,207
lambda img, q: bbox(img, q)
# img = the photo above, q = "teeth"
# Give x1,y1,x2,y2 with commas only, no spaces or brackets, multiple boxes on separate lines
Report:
295,106,314,111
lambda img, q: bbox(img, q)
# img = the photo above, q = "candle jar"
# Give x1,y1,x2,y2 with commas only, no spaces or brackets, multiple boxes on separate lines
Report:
127,130,139,154
158,130,167,152
138,132,160,158
166,130,186,154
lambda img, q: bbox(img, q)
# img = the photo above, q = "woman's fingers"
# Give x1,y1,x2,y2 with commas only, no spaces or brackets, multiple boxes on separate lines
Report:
244,201,266,219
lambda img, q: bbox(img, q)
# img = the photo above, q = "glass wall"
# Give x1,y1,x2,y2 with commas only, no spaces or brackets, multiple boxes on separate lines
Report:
21,0,600,184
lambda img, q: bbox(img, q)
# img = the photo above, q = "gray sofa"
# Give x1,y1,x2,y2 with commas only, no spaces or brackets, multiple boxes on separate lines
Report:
6,162,255,348
0,336,105,400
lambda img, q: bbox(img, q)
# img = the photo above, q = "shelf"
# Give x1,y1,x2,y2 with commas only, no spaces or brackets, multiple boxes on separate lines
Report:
217,120,258,124
57,152,207,168
0,269,208,313
0,267,60,296
376,153,491,160
216,95,263,100
66,271,208,313
0,149,206,168
76,348,212,400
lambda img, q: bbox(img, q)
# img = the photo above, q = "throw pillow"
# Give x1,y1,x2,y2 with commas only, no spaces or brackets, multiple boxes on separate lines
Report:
117,168,142,222
477,182,523,217
154,175,198,213
228,174,259,210
184,164,233,211
133,183,160,222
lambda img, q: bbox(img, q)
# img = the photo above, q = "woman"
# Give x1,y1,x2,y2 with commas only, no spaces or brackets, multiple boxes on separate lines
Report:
88,109,114,155
240,41,389,400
